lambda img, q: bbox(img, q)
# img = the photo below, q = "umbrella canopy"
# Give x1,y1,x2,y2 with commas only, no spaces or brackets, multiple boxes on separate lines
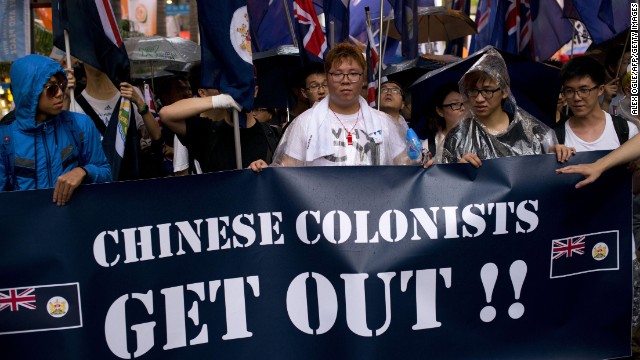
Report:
124,36,201,65
252,45,301,109
410,46,560,137
383,6,477,43
383,53,459,90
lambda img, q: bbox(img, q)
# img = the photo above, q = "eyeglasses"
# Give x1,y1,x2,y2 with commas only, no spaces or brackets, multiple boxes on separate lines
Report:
328,72,363,83
442,102,464,111
381,87,402,95
306,82,328,92
561,85,601,98
44,82,67,98
466,88,501,99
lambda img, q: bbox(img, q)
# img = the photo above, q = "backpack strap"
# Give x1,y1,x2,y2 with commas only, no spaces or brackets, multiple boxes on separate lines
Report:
553,119,567,144
611,114,630,145
76,94,107,135
0,112,16,191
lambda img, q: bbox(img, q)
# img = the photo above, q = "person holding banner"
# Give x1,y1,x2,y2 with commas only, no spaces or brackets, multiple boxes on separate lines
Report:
440,48,575,167
249,42,411,170
0,54,111,205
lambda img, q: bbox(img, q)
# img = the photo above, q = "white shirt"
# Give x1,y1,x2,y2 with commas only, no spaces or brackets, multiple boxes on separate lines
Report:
564,111,638,152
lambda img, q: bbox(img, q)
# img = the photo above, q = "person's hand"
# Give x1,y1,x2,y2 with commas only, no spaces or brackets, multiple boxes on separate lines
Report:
556,163,604,189
603,78,618,102
65,67,76,90
52,167,86,206
211,94,242,112
422,158,434,169
120,82,143,108
551,144,576,163
249,159,268,172
459,152,482,168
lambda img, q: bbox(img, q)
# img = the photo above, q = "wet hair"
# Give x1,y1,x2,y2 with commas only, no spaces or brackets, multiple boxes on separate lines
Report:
560,55,606,86
157,75,190,100
461,70,499,94
324,42,366,75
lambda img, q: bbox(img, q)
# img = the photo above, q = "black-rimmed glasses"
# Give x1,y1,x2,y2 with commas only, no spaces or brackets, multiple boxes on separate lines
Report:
328,72,363,83
561,85,601,98
381,87,402,95
442,102,464,111
306,83,328,92
44,82,67,98
466,88,501,99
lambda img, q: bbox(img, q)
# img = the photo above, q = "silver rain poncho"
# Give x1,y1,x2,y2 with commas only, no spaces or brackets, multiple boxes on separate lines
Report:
440,48,557,163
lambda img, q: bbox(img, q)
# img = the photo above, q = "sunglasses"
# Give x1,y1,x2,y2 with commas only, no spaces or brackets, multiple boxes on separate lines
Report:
44,82,67,98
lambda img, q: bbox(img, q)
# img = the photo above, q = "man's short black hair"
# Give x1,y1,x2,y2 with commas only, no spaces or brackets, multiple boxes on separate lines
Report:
299,62,326,87
560,56,606,86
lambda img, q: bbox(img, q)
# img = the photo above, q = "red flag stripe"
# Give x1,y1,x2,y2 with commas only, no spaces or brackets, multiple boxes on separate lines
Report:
97,0,122,47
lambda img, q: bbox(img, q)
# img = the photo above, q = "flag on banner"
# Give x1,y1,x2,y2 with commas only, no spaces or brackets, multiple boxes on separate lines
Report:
0,1,31,62
198,0,255,112
323,0,350,47
247,0,292,52
550,230,619,278
563,0,630,45
143,83,159,121
0,283,82,335
52,0,130,87
390,0,419,59
293,0,328,63
470,0,496,53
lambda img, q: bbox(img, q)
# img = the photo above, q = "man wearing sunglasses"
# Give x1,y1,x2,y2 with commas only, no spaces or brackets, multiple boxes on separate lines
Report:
249,42,410,170
555,55,637,152
440,49,573,167
0,55,110,205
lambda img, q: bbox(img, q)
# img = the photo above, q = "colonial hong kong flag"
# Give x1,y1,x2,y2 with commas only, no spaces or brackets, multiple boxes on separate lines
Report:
0,283,82,335
52,0,130,87
294,0,328,63
198,0,255,112
550,230,619,278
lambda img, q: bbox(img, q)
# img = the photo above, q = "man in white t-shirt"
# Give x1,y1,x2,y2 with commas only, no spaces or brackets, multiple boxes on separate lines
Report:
249,42,410,170
70,63,161,180
556,55,638,152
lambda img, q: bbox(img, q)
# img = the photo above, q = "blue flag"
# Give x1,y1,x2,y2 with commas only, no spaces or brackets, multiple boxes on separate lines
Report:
198,0,255,111
563,0,630,45
248,0,293,52
0,283,82,335
550,231,619,278
0,2,30,62
52,0,130,87
390,0,418,59
446,0,471,57
322,0,350,47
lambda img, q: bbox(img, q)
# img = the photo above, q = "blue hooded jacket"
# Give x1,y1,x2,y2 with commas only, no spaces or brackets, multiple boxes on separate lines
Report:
0,54,111,191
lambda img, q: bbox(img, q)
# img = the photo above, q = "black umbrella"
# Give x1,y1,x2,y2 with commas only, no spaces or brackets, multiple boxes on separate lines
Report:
382,54,459,90
252,45,301,109
409,46,561,137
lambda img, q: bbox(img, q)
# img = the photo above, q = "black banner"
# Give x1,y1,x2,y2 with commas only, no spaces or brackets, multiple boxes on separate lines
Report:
0,152,633,359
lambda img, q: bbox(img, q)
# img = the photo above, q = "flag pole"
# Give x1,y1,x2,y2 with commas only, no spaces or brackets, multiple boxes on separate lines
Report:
377,0,385,109
63,30,76,112
616,30,631,79
233,109,243,169
329,21,335,49
283,0,298,48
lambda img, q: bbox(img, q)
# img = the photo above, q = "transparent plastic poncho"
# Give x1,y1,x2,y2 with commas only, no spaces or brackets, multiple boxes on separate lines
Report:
440,48,557,163
271,97,411,166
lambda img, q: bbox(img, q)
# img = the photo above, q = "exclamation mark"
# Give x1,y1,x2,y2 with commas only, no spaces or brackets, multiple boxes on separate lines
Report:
479,263,498,322
508,260,527,319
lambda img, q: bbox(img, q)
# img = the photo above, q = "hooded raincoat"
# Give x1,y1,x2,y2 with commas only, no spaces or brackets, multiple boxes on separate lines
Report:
0,55,110,191
440,49,557,163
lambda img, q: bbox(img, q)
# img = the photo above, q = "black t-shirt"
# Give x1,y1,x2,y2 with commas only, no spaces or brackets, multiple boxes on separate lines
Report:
181,116,272,173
